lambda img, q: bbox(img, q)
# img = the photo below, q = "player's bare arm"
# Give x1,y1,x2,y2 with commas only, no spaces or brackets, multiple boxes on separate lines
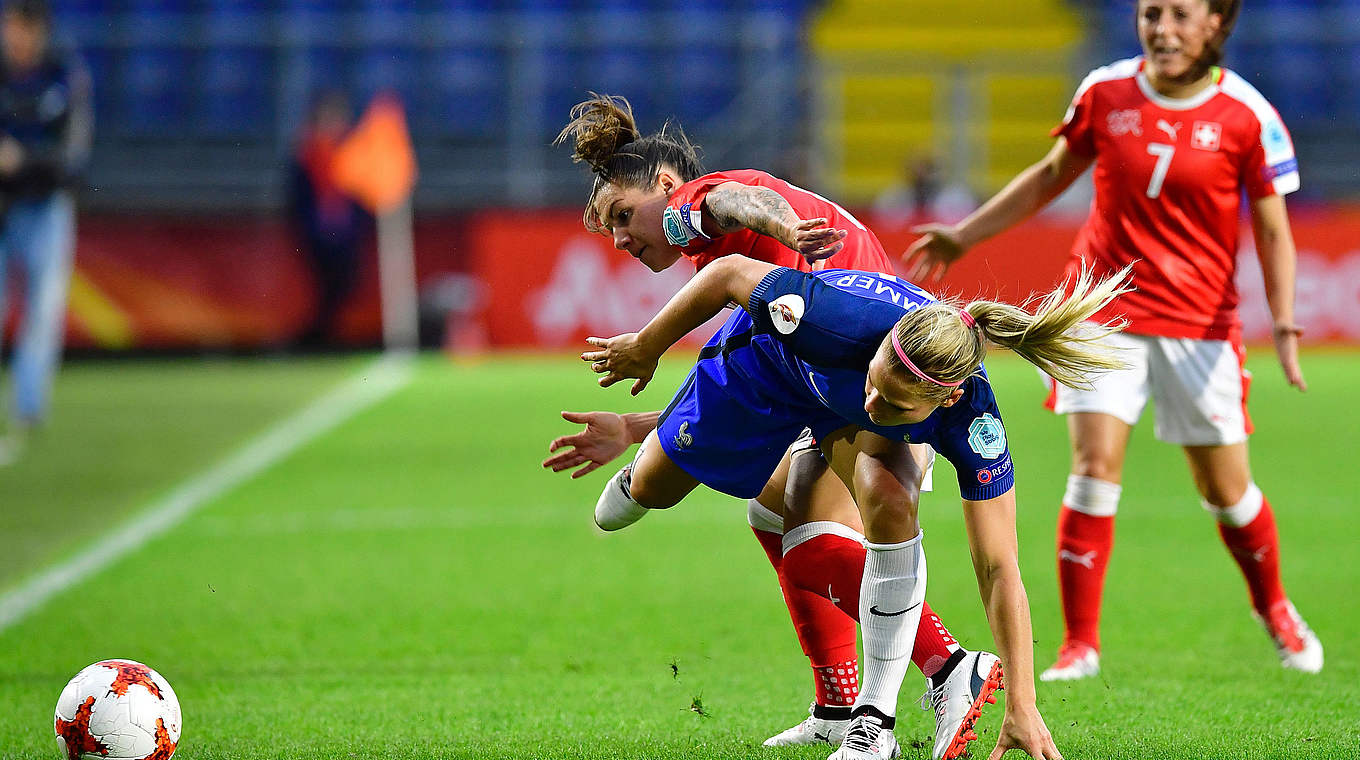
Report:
962,489,1063,760
583,256,779,394
705,181,846,262
905,138,1092,282
1250,193,1307,391
543,410,661,478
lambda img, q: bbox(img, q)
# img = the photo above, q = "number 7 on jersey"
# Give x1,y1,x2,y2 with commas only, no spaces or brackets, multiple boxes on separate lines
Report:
1145,142,1175,199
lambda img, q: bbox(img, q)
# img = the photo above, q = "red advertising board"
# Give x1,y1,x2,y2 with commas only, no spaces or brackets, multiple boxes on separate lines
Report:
41,206,1360,352
467,205,1360,349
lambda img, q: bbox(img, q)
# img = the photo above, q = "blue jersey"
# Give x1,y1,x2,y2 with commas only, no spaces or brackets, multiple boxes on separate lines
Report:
656,267,1014,500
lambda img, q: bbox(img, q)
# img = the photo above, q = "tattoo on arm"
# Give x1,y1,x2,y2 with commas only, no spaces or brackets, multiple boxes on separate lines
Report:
707,185,794,239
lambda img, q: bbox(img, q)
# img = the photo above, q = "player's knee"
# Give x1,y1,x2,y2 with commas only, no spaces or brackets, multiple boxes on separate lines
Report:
1070,454,1122,483
626,475,681,509
854,478,919,537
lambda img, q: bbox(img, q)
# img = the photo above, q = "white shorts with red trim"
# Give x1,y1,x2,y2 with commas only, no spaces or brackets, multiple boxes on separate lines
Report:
1044,330,1253,446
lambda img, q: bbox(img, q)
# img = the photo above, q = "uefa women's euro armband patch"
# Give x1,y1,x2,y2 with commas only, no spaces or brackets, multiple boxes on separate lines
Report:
663,203,705,247
768,294,805,335
967,413,1007,459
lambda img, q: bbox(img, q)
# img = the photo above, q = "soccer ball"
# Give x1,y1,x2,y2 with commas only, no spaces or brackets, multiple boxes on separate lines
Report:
54,659,181,760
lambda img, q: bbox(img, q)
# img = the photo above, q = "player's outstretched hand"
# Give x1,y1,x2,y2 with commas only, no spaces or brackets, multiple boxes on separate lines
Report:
988,706,1062,760
583,333,656,395
1272,324,1308,392
903,223,966,282
788,217,847,264
542,410,630,478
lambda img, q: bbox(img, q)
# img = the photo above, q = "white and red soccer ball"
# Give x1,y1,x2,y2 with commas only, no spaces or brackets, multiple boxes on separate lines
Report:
54,659,181,760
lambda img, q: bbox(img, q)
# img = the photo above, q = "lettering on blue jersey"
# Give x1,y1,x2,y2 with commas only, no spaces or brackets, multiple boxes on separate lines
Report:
673,420,694,449
769,294,805,335
967,414,1007,459
826,271,931,310
976,456,1012,485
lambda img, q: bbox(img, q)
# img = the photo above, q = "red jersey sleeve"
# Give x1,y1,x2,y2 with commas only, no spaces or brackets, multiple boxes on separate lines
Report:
1053,79,1098,157
664,170,896,275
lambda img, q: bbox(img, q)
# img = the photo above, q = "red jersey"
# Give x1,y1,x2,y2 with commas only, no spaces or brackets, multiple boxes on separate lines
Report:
663,169,896,276
1055,57,1299,340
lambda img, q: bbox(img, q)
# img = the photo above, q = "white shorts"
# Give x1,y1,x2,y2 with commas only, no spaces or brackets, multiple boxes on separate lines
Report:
1047,330,1252,446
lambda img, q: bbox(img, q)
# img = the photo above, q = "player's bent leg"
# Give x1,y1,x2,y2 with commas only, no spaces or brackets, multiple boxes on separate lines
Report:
763,439,858,747
819,427,923,760
1187,444,1323,673
594,431,698,530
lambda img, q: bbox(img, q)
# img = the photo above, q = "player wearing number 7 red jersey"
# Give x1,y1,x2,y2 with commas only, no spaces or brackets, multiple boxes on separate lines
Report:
904,0,1321,682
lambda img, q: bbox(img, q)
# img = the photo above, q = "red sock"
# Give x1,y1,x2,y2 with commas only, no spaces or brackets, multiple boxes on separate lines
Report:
751,528,859,701
813,659,859,707
1056,506,1115,651
1217,497,1287,615
781,530,961,679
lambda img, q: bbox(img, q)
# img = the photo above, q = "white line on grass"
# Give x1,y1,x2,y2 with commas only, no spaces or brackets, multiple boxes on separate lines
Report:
0,353,414,634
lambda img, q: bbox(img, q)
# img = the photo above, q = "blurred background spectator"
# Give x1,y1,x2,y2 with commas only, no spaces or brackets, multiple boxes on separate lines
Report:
287,89,366,349
0,0,89,464
872,155,976,228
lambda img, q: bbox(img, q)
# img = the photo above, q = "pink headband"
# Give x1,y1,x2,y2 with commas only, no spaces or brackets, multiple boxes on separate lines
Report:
888,310,976,388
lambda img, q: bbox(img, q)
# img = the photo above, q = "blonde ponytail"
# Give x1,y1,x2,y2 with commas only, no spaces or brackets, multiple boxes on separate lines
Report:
885,265,1133,402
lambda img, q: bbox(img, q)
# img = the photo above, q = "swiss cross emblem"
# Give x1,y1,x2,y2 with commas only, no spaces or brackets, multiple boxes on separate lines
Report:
1191,121,1221,151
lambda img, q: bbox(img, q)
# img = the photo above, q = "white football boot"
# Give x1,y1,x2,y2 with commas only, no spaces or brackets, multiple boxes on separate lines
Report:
1039,642,1100,682
1254,600,1323,673
827,712,900,760
762,703,849,747
920,651,1004,760
593,465,649,531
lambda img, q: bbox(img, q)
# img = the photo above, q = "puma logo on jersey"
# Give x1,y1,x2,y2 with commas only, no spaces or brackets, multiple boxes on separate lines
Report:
1059,549,1097,569
1156,119,1182,141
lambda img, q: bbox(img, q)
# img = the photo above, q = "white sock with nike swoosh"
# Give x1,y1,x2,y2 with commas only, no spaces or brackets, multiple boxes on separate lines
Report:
855,533,926,719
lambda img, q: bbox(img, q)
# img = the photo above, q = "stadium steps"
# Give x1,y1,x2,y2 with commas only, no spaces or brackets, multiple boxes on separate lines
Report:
810,0,1081,202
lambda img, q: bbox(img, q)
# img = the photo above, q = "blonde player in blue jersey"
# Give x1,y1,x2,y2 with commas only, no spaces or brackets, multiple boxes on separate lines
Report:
584,255,1130,760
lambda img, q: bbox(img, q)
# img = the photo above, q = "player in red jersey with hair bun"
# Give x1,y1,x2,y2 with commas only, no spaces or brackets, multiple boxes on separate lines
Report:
905,0,1321,682
544,94,1004,759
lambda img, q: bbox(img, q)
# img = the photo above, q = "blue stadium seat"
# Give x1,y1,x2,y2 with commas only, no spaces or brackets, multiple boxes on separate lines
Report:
119,48,190,136
356,46,421,109
579,49,658,124
1257,43,1333,123
421,47,505,138
668,47,739,125
198,47,272,137
1335,42,1360,121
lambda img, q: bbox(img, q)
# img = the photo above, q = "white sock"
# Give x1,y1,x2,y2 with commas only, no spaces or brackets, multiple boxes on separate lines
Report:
746,499,785,534
593,466,648,531
855,533,926,717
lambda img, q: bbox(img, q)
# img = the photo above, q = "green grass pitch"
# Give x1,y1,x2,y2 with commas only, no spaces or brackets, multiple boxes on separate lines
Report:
1,350,1357,759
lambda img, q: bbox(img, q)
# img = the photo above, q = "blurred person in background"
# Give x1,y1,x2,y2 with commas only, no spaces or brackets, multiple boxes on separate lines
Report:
0,0,91,464
547,94,1005,760
904,0,1321,681
287,90,365,349
872,156,975,229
